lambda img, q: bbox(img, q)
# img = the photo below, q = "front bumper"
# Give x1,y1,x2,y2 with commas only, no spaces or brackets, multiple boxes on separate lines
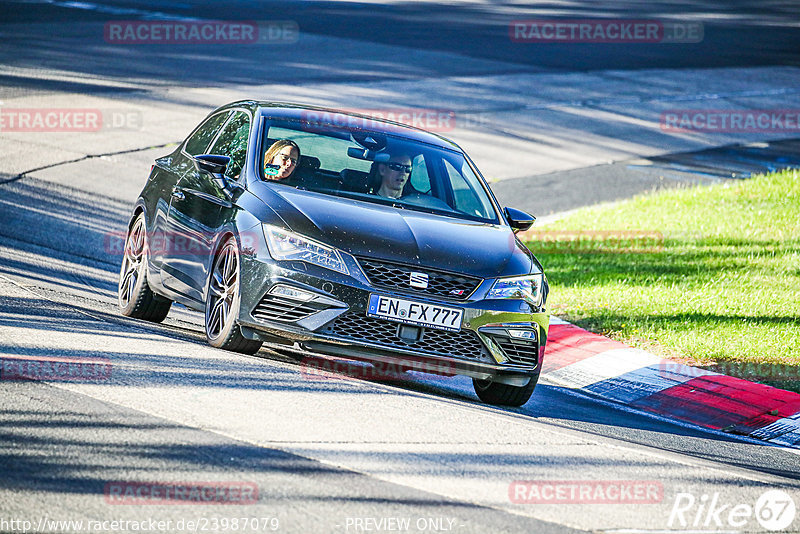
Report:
237,232,549,384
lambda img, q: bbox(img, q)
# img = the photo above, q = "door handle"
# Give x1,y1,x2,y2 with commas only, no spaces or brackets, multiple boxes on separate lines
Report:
171,187,185,201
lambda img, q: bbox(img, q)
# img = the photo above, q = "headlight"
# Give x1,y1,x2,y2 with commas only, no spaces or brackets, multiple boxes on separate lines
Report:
487,273,544,307
263,225,349,275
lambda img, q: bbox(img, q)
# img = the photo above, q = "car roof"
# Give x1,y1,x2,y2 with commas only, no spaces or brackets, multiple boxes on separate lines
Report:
217,100,463,151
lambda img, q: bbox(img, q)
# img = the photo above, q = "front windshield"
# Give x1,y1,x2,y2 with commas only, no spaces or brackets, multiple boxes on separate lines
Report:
259,119,500,224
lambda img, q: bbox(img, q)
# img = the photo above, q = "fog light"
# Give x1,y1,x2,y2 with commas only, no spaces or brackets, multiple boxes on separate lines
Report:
269,285,315,302
507,329,537,341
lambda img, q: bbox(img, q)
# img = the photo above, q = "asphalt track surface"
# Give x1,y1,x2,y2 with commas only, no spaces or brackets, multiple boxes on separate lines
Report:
4,0,800,74
2,1,800,532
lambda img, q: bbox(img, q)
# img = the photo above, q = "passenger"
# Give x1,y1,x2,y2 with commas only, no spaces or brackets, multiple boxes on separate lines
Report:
263,139,300,180
369,153,412,198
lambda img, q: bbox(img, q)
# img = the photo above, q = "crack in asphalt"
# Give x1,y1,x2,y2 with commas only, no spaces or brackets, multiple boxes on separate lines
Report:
0,141,178,185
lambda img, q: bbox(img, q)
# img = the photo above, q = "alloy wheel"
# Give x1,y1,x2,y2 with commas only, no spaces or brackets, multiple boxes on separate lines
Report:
118,216,146,309
206,240,239,341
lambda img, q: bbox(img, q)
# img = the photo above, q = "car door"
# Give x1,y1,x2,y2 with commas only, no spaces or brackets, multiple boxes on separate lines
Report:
161,110,252,302
151,110,230,276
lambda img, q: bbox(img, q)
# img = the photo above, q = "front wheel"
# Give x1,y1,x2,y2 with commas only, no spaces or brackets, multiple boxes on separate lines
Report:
118,213,172,322
473,372,539,407
205,236,262,355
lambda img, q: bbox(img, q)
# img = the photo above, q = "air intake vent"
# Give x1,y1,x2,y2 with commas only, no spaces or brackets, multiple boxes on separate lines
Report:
494,337,539,367
323,313,489,361
252,292,326,322
357,257,482,300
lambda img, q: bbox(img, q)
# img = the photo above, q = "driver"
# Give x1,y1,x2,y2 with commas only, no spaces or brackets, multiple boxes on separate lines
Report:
369,153,412,198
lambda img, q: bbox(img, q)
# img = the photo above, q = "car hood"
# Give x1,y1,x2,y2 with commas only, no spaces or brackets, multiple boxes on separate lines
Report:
253,186,536,278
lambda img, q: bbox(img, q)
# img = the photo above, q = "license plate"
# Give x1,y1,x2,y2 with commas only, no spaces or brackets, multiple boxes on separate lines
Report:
367,294,463,332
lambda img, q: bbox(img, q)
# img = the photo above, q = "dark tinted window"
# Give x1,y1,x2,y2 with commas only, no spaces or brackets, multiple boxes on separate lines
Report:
410,154,431,193
262,120,499,224
184,111,230,156
267,126,371,174
209,111,251,179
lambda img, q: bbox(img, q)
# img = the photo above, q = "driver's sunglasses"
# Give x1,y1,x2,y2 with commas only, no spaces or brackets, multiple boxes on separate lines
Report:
385,162,412,173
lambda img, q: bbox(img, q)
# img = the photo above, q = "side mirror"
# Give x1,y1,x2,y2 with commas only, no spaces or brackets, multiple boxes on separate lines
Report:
504,207,536,233
194,154,236,194
194,154,230,176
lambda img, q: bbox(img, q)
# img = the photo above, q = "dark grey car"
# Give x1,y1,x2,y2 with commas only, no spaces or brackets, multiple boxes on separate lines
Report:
118,101,550,406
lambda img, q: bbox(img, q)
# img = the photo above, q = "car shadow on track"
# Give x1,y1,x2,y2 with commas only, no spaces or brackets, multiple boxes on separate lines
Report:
3,286,800,485
2,175,800,484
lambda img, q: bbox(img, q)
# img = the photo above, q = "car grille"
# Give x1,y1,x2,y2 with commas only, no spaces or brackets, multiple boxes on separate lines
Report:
323,313,489,361
356,257,482,300
494,337,539,367
252,293,324,322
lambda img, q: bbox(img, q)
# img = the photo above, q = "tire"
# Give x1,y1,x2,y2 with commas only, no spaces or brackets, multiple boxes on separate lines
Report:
205,236,262,355
473,372,539,407
118,213,172,322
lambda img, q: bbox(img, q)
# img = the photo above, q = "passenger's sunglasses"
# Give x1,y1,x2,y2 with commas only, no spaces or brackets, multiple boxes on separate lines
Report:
384,162,412,173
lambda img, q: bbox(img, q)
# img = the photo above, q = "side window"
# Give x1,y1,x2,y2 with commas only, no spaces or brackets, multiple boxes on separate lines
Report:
410,154,431,193
184,112,230,156
209,111,251,179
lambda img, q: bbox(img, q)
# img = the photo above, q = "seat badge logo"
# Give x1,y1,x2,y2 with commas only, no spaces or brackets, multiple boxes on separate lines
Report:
409,272,429,289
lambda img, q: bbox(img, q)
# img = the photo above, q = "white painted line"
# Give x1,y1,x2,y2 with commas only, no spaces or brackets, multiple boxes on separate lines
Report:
543,318,800,449
582,364,717,404
750,413,800,446
544,348,663,389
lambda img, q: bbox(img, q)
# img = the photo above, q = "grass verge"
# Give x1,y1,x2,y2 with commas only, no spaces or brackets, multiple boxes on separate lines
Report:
522,169,800,391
